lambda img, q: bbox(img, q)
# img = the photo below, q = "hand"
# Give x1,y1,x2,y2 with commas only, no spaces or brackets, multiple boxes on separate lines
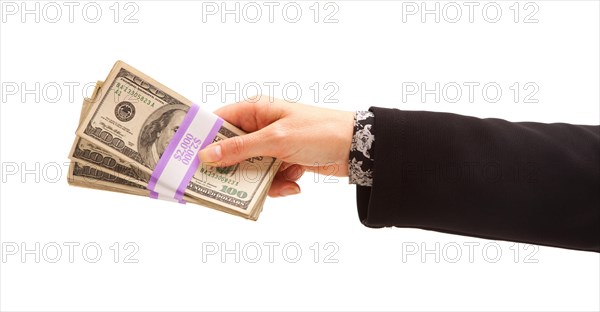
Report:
198,96,355,197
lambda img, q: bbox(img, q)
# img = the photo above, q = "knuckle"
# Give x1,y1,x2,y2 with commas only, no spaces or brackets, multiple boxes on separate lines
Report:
264,125,289,157
229,136,245,155
246,94,260,103
268,124,287,142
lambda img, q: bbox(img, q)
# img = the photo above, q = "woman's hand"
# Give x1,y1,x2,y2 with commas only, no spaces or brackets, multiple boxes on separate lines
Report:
198,96,355,197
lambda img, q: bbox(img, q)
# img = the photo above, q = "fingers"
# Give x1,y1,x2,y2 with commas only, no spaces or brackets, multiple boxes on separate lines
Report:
214,97,285,132
268,180,300,197
199,98,288,166
198,129,271,167
268,164,305,197
281,164,305,181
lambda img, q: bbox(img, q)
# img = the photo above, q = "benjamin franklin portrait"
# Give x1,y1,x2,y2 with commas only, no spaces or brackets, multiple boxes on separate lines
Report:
138,104,189,168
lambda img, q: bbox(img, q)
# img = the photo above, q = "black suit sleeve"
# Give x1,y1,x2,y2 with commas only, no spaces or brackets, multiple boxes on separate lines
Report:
357,107,600,252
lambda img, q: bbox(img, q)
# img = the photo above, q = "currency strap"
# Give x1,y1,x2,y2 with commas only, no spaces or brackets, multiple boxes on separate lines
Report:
148,104,223,203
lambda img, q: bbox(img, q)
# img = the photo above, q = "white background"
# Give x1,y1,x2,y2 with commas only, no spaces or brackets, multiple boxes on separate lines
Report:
1,1,599,311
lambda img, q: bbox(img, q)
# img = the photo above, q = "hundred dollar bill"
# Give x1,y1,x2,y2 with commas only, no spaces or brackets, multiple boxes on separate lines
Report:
68,81,150,186
69,82,146,191
74,61,280,219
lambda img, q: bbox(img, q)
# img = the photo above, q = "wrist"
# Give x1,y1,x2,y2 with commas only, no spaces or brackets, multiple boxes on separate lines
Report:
334,110,355,177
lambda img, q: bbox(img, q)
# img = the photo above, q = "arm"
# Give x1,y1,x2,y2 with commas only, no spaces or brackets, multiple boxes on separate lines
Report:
359,107,600,252
198,98,600,252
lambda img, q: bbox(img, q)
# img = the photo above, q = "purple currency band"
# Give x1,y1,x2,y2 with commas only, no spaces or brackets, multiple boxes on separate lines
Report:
147,104,223,203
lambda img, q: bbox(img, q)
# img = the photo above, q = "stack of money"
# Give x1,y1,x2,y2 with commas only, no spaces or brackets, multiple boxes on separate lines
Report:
68,61,280,220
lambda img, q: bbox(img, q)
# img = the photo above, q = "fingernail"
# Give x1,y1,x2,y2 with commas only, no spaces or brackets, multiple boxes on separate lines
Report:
280,186,300,196
288,166,304,180
199,145,222,163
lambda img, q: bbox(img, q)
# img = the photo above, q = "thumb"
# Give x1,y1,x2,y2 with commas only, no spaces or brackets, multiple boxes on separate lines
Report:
198,130,270,167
